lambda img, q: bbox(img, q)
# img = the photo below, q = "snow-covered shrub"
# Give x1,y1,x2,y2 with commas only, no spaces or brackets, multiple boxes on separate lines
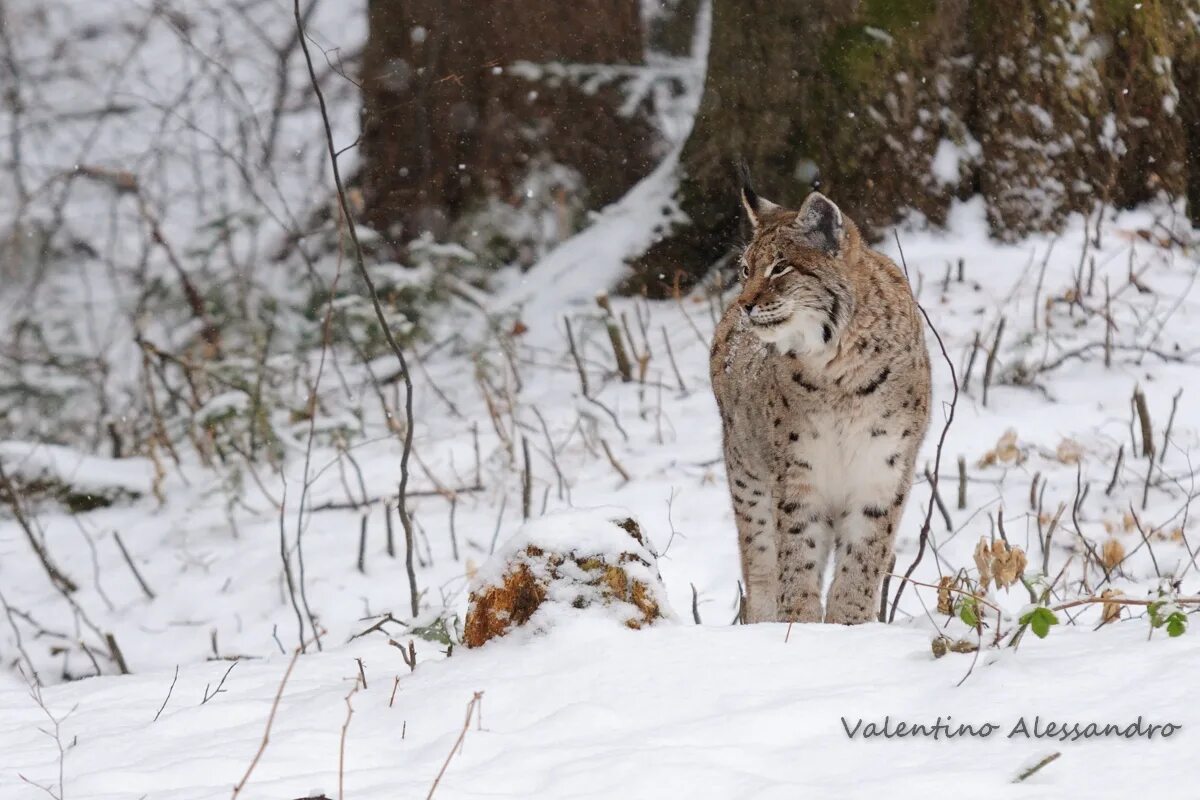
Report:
464,509,674,647
311,233,478,360
0,442,152,513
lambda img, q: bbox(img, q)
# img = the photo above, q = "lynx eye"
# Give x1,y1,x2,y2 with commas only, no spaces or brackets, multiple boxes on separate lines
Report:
740,262,750,280
763,258,792,280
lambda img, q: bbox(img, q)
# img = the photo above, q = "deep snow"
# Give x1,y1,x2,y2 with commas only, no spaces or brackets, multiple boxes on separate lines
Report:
3,618,1198,798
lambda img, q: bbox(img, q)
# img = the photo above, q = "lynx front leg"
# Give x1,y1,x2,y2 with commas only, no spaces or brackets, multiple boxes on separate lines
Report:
774,458,830,623
729,468,778,623
826,502,898,624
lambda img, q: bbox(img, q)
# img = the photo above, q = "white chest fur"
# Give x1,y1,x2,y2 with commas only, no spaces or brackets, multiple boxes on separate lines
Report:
792,411,902,529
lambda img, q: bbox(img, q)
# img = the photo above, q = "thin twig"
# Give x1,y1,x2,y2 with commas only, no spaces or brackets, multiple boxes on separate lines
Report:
661,325,687,392
564,317,590,396
202,661,237,704
888,232,960,622
231,648,302,798
596,292,632,382
957,456,967,510
982,316,1005,408
153,665,179,722
1105,445,1124,496
1133,384,1155,460
1104,278,1113,368
113,531,156,600
404,505,420,618
961,331,981,393
925,465,953,531
0,460,77,594
339,676,362,800
105,632,130,674
1127,505,1162,579
357,513,368,573
521,436,532,520
426,692,484,800
599,438,631,482
294,0,417,620
1014,752,1061,783
1160,388,1182,465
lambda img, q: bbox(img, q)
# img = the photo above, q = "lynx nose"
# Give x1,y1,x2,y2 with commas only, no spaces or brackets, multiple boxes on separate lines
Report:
743,301,757,315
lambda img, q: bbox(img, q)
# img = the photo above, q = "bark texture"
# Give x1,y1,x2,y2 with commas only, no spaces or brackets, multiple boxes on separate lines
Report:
625,0,1200,296
361,0,656,245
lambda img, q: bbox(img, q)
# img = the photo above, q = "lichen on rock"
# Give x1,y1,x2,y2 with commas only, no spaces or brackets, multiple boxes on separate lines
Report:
463,509,674,647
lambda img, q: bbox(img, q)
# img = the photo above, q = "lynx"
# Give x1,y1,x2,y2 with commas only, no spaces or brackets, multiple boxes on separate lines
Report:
710,186,932,624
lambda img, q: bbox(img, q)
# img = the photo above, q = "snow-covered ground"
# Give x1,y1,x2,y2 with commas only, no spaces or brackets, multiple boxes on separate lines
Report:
4,0,1200,796
4,619,1197,798
4,196,1200,797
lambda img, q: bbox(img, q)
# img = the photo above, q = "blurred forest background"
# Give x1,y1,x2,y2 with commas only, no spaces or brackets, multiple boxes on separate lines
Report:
3,0,1198,453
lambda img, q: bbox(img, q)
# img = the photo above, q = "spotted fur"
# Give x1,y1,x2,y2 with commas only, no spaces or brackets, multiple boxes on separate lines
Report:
711,190,932,625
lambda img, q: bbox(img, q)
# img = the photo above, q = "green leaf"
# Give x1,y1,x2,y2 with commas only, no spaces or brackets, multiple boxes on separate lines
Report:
1167,614,1187,638
1021,606,1059,639
958,597,978,628
410,616,458,646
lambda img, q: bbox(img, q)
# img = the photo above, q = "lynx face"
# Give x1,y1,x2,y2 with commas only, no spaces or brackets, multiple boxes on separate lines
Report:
734,191,855,353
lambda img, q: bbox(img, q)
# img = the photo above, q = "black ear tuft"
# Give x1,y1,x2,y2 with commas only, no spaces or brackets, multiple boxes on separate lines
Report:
736,159,754,191
737,163,780,229
740,184,762,228
794,192,845,254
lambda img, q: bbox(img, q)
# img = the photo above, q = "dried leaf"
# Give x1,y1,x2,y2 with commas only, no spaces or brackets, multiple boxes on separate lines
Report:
973,538,992,591
1101,589,1123,624
974,537,1027,592
1055,438,1082,465
992,542,1028,590
931,636,948,658
978,429,1023,468
937,576,955,616
932,636,979,658
1101,538,1125,571
995,429,1021,464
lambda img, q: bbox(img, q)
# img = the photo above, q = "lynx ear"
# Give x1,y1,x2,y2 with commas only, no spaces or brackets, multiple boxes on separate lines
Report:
793,192,845,254
740,183,780,229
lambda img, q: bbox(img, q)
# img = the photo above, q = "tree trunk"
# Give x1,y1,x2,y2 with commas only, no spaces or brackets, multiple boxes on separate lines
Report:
975,0,1199,238
1093,0,1196,213
625,0,1199,297
360,1,656,251
970,0,1102,238
624,0,971,297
